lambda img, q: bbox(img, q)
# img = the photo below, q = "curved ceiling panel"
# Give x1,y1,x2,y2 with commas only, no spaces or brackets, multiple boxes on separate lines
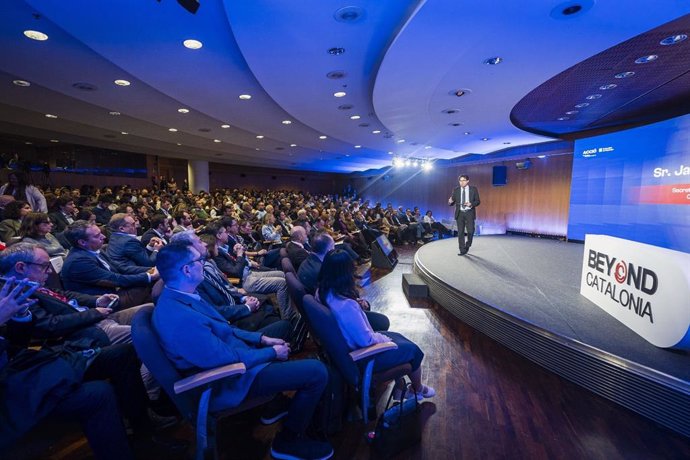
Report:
374,0,690,159
511,14,690,138
226,0,420,171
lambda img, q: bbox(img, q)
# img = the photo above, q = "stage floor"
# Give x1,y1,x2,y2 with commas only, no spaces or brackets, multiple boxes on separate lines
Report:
414,234,690,383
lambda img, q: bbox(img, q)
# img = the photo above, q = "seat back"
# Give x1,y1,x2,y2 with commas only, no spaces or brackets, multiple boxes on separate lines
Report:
285,272,306,317
281,256,296,275
279,247,288,259
131,305,197,421
302,294,361,387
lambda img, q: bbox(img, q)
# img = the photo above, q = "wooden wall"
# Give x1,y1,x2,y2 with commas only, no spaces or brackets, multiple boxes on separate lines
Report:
338,151,574,237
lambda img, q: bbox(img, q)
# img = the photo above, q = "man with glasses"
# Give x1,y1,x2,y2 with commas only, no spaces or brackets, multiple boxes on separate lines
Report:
448,174,481,255
153,242,333,460
106,213,163,273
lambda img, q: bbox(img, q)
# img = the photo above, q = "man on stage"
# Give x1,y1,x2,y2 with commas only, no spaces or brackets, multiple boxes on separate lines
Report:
448,174,480,255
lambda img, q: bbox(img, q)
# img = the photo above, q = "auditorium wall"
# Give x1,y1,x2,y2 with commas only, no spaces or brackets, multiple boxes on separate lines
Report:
338,147,574,237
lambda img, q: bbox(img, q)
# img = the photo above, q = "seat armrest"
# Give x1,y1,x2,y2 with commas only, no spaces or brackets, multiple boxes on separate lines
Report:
349,341,398,362
174,362,247,394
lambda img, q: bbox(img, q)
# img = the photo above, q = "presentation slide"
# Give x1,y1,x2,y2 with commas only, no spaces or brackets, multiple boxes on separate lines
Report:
568,114,690,253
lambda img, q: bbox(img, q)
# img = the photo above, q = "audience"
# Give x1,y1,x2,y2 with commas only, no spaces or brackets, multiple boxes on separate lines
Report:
0,200,31,243
18,212,68,258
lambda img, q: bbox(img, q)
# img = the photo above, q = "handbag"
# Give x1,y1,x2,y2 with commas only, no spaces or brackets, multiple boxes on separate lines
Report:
369,382,422,458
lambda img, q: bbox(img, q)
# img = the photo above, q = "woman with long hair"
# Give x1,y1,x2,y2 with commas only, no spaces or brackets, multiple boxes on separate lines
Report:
0,200,31,243
0,171,47,212
317,249,435,399
19,212,68,258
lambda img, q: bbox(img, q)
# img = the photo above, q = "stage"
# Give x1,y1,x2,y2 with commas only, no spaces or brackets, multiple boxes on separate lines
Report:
413,234,690,436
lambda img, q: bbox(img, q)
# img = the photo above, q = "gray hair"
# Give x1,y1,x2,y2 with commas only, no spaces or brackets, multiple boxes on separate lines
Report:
169,229,197,244
0,242,42,274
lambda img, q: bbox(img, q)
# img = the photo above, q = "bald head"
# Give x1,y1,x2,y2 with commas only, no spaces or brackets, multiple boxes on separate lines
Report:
290,225,307,243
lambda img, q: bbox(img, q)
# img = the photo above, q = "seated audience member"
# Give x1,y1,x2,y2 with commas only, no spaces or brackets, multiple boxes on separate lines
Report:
317,249,434,400
19,212,68,258
175,231,290,340
225,217,281,269
172,210,193,234
61,221,159,309
49,196,77,233
0,278,183,459
141,214,170,247
423,209,451,237
0,195,15,221
286,226,310,270
238,219,263,251
91,194,114,226
106,213,162,273
0,200,31,243
75,208,97,224
299,233,389,332
261,213,283,246
152,243,333,460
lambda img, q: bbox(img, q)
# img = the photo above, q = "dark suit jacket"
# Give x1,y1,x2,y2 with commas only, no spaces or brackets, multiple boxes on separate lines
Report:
297,254,322,295
91,206,113,226
106,232,155,273
449,185,480,219
28,290,110,346
140,228,167,247
152,286,275,409
286,242,309,270
61,247,150,295
213,250,248,279
48,211,73,234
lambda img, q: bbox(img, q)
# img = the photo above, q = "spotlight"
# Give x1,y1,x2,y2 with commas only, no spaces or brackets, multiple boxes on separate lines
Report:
176,0,200,14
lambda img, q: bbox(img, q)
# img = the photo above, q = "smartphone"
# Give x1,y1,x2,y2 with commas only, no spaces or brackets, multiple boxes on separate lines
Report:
106,297,119,309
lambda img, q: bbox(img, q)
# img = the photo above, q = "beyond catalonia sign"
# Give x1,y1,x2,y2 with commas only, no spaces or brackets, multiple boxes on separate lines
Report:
580,235,690,349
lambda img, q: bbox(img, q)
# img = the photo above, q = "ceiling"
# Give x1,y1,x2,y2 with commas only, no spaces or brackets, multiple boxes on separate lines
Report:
0,0,688,173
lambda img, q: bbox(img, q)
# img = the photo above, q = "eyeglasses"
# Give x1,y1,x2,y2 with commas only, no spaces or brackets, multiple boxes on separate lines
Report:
25,261,52,273
181,256,206,270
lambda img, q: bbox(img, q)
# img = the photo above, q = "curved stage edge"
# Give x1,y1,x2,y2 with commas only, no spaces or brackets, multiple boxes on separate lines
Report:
413,235,690,437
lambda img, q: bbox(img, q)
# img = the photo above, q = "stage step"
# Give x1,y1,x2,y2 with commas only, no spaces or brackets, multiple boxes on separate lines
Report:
402,273,428,298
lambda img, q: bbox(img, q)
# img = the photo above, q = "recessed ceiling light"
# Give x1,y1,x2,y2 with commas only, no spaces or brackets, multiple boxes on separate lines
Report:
614,71,635,79
221,124,230,129
538,155,546,158
481,137,490,141
345,154,350,157
169,128,178,132
25,141,32,145
634,55,658,64
575,102,590,108
213,139,221,143
114,79,131,86
425,145,432,149
372,130,381,134
454,90,466,97
660,34,687,46
350,115,361,120
354,145,361,148
333,91,347,98
334,6,365,23
238,94,252,100
121,131,128,135
256,135,264,139
178,108,190,114
566,110,578,115
183,39,203,49
255,148,260,151
558,117,570,121
45,113,58,118
50,139,59,143
12,80,31,87
483,57,503,65
290,143,297,147
388,152,394,155
176,143,182,146
586,94,602,100
463,132,471,135
319,135,327,139
328,47,345,55
23,30,48,41
599,84,617,90
281,120,292,125
109,111,121,116
396,139,405,143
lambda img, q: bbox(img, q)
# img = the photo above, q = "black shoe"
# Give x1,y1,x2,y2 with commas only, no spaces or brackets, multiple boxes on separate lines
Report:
271,430,334,460
147,407,179,432
458,249,467,255
260,393,291,425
